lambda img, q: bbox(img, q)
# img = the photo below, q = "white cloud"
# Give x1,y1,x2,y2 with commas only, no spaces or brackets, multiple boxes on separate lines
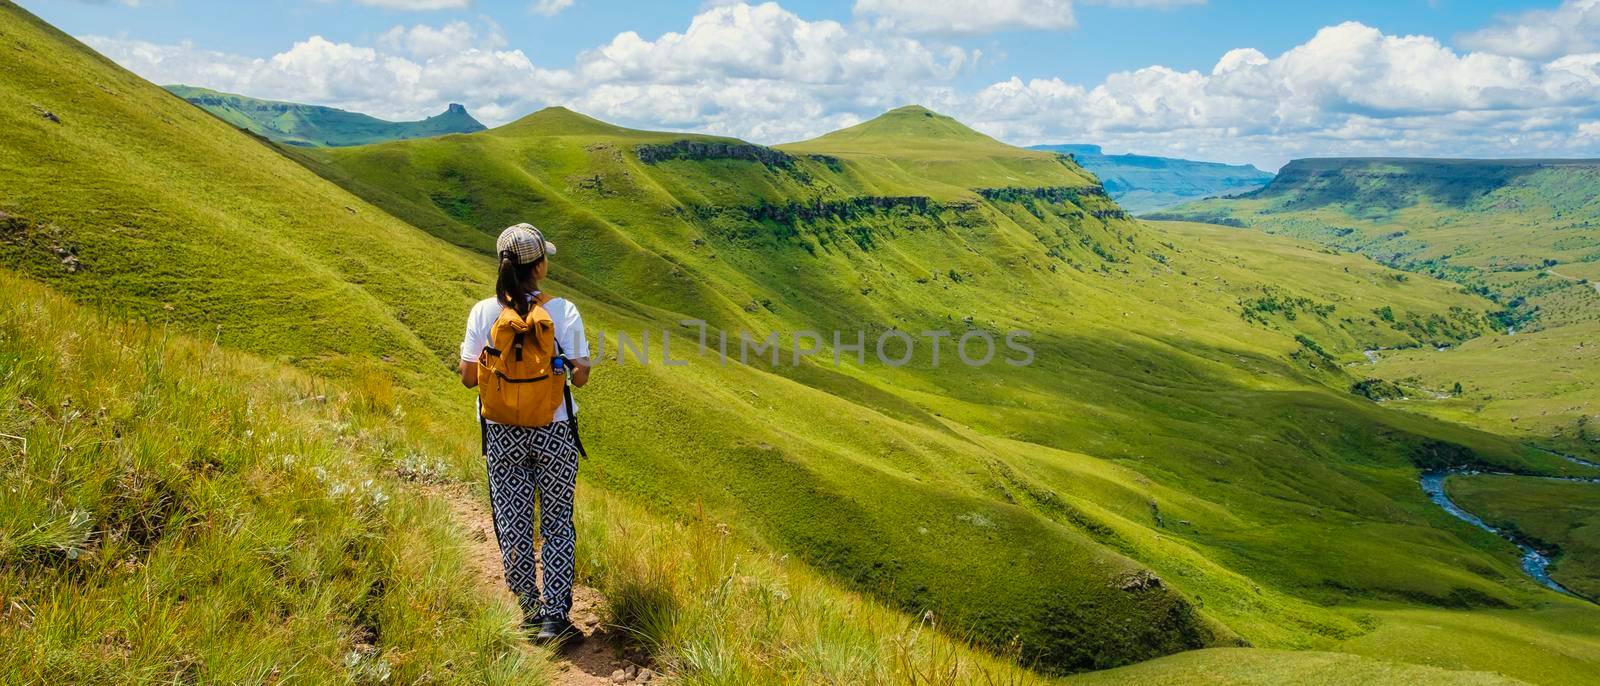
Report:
530,0,574,17
853,0,1075,33
1458,0,1600,60
378,20,505,59
353,0,472,9
84,22,563,124
850,0,1202,34
78,2,1600,169
955,20,1600,167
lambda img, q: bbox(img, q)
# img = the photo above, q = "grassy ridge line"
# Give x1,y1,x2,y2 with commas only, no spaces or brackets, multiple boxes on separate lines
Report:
0,3,488,390
165,85,485,148
0,273,540,684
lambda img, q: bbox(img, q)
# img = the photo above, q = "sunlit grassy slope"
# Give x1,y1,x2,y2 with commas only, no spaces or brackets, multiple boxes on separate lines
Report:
1157,159,1600,461
5,2,1600,681
0,274,543,684
1448,473,1600,600
1155,158,1600,332
1366,322,1600,459
291,62,1600,683
2,274,1544,686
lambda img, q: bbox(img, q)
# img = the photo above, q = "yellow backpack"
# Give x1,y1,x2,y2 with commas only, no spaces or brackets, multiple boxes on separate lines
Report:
477,293,568,427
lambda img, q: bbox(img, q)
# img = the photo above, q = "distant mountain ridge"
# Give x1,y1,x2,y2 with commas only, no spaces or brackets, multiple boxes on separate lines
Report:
1028,143,1274,213
1249,157,1600,209
164,85,485,147
1152,156,1600,323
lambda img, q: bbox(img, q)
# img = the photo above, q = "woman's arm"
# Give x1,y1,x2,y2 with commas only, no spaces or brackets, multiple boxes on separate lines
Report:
569,357,591,388
459,359,479,388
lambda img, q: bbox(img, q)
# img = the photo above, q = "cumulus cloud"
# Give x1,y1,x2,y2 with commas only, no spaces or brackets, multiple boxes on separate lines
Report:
851,0,1201,34
84,21,564,124
958,21,1600,166
378,19,505,58
530,0,575,16
79,2,1600,168
1458,0,1600,60
86,2,970,137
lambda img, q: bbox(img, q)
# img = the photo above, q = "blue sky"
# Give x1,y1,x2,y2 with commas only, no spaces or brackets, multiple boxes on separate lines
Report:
26,1,1600,169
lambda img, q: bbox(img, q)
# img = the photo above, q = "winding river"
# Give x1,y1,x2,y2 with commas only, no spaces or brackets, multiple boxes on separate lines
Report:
1420,451,1600,599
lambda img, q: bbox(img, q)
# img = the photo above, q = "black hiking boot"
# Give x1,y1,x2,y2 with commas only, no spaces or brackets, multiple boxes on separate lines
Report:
520,614,542,635
534,615,581,644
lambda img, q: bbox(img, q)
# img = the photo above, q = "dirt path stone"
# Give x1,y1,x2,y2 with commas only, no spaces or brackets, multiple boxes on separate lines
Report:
424,484,656,685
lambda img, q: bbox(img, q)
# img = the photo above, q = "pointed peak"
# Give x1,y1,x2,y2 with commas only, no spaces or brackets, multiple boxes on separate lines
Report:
496,106,640,137
779,104,1033,160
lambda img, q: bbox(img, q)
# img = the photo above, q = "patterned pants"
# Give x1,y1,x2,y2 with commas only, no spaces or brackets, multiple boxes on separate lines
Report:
485,421,580,621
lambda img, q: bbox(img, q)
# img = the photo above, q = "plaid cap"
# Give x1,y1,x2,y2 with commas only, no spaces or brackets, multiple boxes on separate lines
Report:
496,223,557,264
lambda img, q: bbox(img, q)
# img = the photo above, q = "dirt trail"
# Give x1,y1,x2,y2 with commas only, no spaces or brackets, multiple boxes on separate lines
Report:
428,484,659,685
1547,268,1600,295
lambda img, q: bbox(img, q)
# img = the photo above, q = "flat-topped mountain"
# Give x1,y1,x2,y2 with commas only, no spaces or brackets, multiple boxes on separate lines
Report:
165,85,486,147
1030,144,1274,213
1251,157,1600,209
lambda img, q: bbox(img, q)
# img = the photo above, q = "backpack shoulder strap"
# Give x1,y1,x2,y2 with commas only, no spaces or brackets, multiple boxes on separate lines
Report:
553,337,588,459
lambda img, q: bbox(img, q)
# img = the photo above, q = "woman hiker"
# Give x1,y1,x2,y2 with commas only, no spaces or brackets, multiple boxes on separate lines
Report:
458,223,592,643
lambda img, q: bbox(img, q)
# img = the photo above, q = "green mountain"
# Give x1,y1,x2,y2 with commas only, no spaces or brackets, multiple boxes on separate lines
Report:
292,99,1600,679
5,3,1600,683
1152,158,1600,458
1029,144,1274,213
1153,157,1600,330
164,84,486,147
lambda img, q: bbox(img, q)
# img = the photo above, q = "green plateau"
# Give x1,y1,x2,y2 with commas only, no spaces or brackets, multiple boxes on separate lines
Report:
164,84,486,148
1028,144,1275,213
3,3,1600,684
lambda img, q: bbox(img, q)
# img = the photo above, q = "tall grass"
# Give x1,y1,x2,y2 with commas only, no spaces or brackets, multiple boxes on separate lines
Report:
576,493,1052,686
0,274,542,684
0,271,1067,684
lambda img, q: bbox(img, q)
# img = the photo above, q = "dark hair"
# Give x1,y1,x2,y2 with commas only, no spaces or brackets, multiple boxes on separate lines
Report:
496,250,544,315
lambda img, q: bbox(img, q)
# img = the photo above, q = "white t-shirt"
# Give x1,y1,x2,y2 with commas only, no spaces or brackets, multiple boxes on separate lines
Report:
461,295,590,422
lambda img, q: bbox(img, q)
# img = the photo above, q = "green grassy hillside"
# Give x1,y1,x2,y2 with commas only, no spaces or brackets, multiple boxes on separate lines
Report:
0,273,542,684
1365,322,1600,458
1448,473,1600,600
1154,158,1600,461
1152,158,1600,331
2,275,1547,686
295,80,1600,681
165,85,486,147
1028,144,1274,213
6,2,1600,682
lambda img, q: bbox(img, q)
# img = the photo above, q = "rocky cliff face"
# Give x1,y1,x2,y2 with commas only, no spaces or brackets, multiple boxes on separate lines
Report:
635,139,797,167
